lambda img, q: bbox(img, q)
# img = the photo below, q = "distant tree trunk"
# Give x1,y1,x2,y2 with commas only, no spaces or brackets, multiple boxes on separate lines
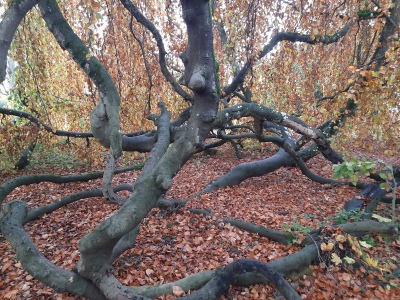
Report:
14,139,36,170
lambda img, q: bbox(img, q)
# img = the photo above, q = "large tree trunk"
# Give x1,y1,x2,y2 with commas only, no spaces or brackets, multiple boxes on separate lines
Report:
72,1,221,298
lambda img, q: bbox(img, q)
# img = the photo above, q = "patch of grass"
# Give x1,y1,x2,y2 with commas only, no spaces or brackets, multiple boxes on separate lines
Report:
29,146,89,171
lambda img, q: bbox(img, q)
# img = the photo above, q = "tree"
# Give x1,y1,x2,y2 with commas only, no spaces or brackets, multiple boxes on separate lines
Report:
0,0,399,299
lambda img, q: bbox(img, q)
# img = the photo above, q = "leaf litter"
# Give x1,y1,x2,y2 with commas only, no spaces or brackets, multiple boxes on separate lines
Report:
0,145,399,299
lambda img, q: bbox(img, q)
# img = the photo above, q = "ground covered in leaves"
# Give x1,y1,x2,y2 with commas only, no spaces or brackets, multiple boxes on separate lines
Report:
1,145,399,299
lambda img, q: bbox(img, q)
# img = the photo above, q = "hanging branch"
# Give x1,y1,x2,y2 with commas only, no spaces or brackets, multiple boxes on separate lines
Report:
120,0,194,103
224,19,361,96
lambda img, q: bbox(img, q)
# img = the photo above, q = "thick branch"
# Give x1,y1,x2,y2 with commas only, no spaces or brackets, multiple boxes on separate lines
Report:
0,0,40,83
0,165,141,205
39,0,122,157
205,146,294,191
340,220,399,235
0,200,106,300
75,2,220,297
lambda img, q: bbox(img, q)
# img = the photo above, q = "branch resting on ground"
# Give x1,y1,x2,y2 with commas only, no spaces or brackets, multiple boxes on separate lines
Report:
0,201,106,300
190,208,295,245
0,164,142,205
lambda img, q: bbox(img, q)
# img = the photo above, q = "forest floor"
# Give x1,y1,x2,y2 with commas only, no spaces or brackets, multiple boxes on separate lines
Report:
0,143,399,299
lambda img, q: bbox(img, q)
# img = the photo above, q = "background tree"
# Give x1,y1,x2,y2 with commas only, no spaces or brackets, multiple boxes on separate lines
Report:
0,0,399,299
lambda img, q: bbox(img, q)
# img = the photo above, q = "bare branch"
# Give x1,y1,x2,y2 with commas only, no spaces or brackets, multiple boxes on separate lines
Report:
120,0,194,103
0,107,93,138
0,200,106,300
224,20,357,96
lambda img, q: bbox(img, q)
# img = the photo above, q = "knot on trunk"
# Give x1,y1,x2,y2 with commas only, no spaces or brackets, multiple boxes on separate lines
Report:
188,68,207,92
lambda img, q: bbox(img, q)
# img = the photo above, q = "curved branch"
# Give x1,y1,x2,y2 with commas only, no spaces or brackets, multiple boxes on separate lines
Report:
190,208,295,245
139,102,171,179
39,0,122,157
24,184,132,224
270,136,345,185
129,18,153,110
182,258,301,300
223,20,357,96
0,164,142,204
0,107,93,138
0,200,106,300
0,0,40,83
120,0,193,102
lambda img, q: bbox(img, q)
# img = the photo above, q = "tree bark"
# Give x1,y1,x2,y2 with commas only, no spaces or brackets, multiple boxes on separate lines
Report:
0,201,106,300
0,165,141,205
39,0,122,157
74,1,221,298
0,0,41,83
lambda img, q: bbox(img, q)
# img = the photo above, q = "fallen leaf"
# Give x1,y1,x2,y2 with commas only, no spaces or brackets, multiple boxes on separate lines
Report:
172,285,185,297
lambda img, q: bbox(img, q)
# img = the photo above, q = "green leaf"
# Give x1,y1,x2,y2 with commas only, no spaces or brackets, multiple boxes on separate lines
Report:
365,162,375,169
345,162,354,170
343,256,356,264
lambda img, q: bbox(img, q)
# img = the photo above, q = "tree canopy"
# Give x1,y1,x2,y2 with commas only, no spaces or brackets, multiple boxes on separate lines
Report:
0,0,399,299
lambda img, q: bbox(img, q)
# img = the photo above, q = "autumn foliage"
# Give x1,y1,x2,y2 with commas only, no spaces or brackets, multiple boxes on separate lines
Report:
0,0,399,299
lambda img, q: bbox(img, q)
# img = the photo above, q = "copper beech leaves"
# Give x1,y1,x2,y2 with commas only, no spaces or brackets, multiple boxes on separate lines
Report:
0,0,398,170
1,147,399,299
0,0,399,299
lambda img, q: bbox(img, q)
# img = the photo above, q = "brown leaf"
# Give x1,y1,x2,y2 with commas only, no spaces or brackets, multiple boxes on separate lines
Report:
172,285,185,297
